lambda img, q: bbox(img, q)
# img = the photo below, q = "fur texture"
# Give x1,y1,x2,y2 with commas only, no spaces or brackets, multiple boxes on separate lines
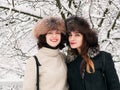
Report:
33,17,66,38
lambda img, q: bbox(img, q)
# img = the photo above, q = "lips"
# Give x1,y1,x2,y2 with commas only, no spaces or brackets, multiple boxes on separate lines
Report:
70,42,76,45
50,39,58,42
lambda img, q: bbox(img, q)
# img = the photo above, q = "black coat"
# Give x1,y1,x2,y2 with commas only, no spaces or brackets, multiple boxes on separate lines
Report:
67,51,120,90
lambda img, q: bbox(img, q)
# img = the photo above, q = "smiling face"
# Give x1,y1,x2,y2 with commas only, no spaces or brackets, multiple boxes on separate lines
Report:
68,31,83,52
46,30,61,48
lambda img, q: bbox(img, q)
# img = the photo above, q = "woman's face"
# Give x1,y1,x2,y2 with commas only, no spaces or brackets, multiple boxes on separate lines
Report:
46,30,61,47
68,31,83,51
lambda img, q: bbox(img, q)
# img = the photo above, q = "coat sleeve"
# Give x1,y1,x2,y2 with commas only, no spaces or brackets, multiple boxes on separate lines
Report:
104,52,120,90
23,57,36,90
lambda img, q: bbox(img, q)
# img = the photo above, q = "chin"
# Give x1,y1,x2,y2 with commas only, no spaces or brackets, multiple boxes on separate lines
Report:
71,47,77,49
51,45,58,47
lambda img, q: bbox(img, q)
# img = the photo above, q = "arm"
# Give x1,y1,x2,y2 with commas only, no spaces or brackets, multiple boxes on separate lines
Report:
104,52,120,90
23,57,36,90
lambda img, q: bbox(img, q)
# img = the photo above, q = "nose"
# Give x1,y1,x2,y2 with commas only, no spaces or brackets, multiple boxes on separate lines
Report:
52,33,57,37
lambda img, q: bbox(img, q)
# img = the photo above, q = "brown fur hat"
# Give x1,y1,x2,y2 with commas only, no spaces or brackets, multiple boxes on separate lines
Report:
33,16,66,38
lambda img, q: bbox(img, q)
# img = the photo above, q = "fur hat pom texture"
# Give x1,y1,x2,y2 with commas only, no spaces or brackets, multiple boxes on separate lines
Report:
33,16,66,38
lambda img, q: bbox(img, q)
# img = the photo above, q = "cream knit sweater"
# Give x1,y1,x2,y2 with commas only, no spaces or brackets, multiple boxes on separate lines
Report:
23,47,68,90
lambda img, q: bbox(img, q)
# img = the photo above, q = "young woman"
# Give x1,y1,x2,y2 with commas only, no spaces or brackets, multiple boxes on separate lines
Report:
23,17,68,90
65,16,120,90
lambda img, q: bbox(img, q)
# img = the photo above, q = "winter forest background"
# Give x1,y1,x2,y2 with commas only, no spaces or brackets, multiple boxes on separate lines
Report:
0,0,120,90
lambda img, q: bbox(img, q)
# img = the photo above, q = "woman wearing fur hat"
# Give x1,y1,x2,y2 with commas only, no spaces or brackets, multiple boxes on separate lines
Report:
23,17,68,90
65,16,120,90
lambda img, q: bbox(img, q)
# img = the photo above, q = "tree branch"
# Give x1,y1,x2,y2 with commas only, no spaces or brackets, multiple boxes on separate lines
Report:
0,5,42,19
107,11,120,38
55,0,65,19
98,8,108,27
89,0,94,28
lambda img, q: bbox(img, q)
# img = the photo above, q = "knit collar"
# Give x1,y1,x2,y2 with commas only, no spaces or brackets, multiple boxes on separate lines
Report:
38,47,60,57
44,43,59,49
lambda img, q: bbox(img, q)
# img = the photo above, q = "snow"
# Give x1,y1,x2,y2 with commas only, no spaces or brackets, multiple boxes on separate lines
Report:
0,0,120,89
115,62,120,80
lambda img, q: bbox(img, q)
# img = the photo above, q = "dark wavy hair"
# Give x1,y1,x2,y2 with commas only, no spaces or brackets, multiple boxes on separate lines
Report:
65,16,99,73
37,33,66,50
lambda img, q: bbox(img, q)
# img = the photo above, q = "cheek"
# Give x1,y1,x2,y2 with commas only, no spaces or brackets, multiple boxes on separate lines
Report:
79,38,83,45
45,35,52,44
68,37,71,42
58,35,61,41
76,37,82,44
45,35,49,42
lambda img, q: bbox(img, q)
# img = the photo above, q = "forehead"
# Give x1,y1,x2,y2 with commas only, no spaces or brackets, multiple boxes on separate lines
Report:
48,29,61,32
69,30,80,34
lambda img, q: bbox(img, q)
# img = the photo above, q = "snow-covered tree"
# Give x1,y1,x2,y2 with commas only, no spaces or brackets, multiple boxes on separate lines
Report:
0,0,119,84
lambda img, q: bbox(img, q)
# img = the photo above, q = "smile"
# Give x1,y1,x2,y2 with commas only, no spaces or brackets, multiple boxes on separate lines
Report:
50,39,58,42
70,42,76,45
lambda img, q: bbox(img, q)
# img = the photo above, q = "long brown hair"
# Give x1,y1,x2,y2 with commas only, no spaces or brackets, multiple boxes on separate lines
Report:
66,16,99,73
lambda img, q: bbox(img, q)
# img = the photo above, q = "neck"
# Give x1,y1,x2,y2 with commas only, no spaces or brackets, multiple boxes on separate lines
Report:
44,43,58,49
38,47,59,57
77,48,81,54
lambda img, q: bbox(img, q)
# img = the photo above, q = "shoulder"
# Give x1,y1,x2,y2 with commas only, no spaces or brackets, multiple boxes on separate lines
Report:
59,52,66,58
67,55,80,67
25,56,36,66
93,51,113,63
99,51,114,66
58,52,67,62
24,56,37,71
99,51,112,58
66,54,78,63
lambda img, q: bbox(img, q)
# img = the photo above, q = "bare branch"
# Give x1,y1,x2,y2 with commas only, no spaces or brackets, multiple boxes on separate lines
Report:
0,5,42,19
111,11,120,30
107,11,120,38
89,0,94,28
98,8,108,27
75,1,81,16
55,0,65,19
12,0,15,7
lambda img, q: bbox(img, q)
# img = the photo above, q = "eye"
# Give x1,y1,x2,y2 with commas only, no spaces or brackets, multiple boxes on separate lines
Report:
47,31,52,34
68,33,72,36
75,33,82,37
56,31,61,34
75,33,80,36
